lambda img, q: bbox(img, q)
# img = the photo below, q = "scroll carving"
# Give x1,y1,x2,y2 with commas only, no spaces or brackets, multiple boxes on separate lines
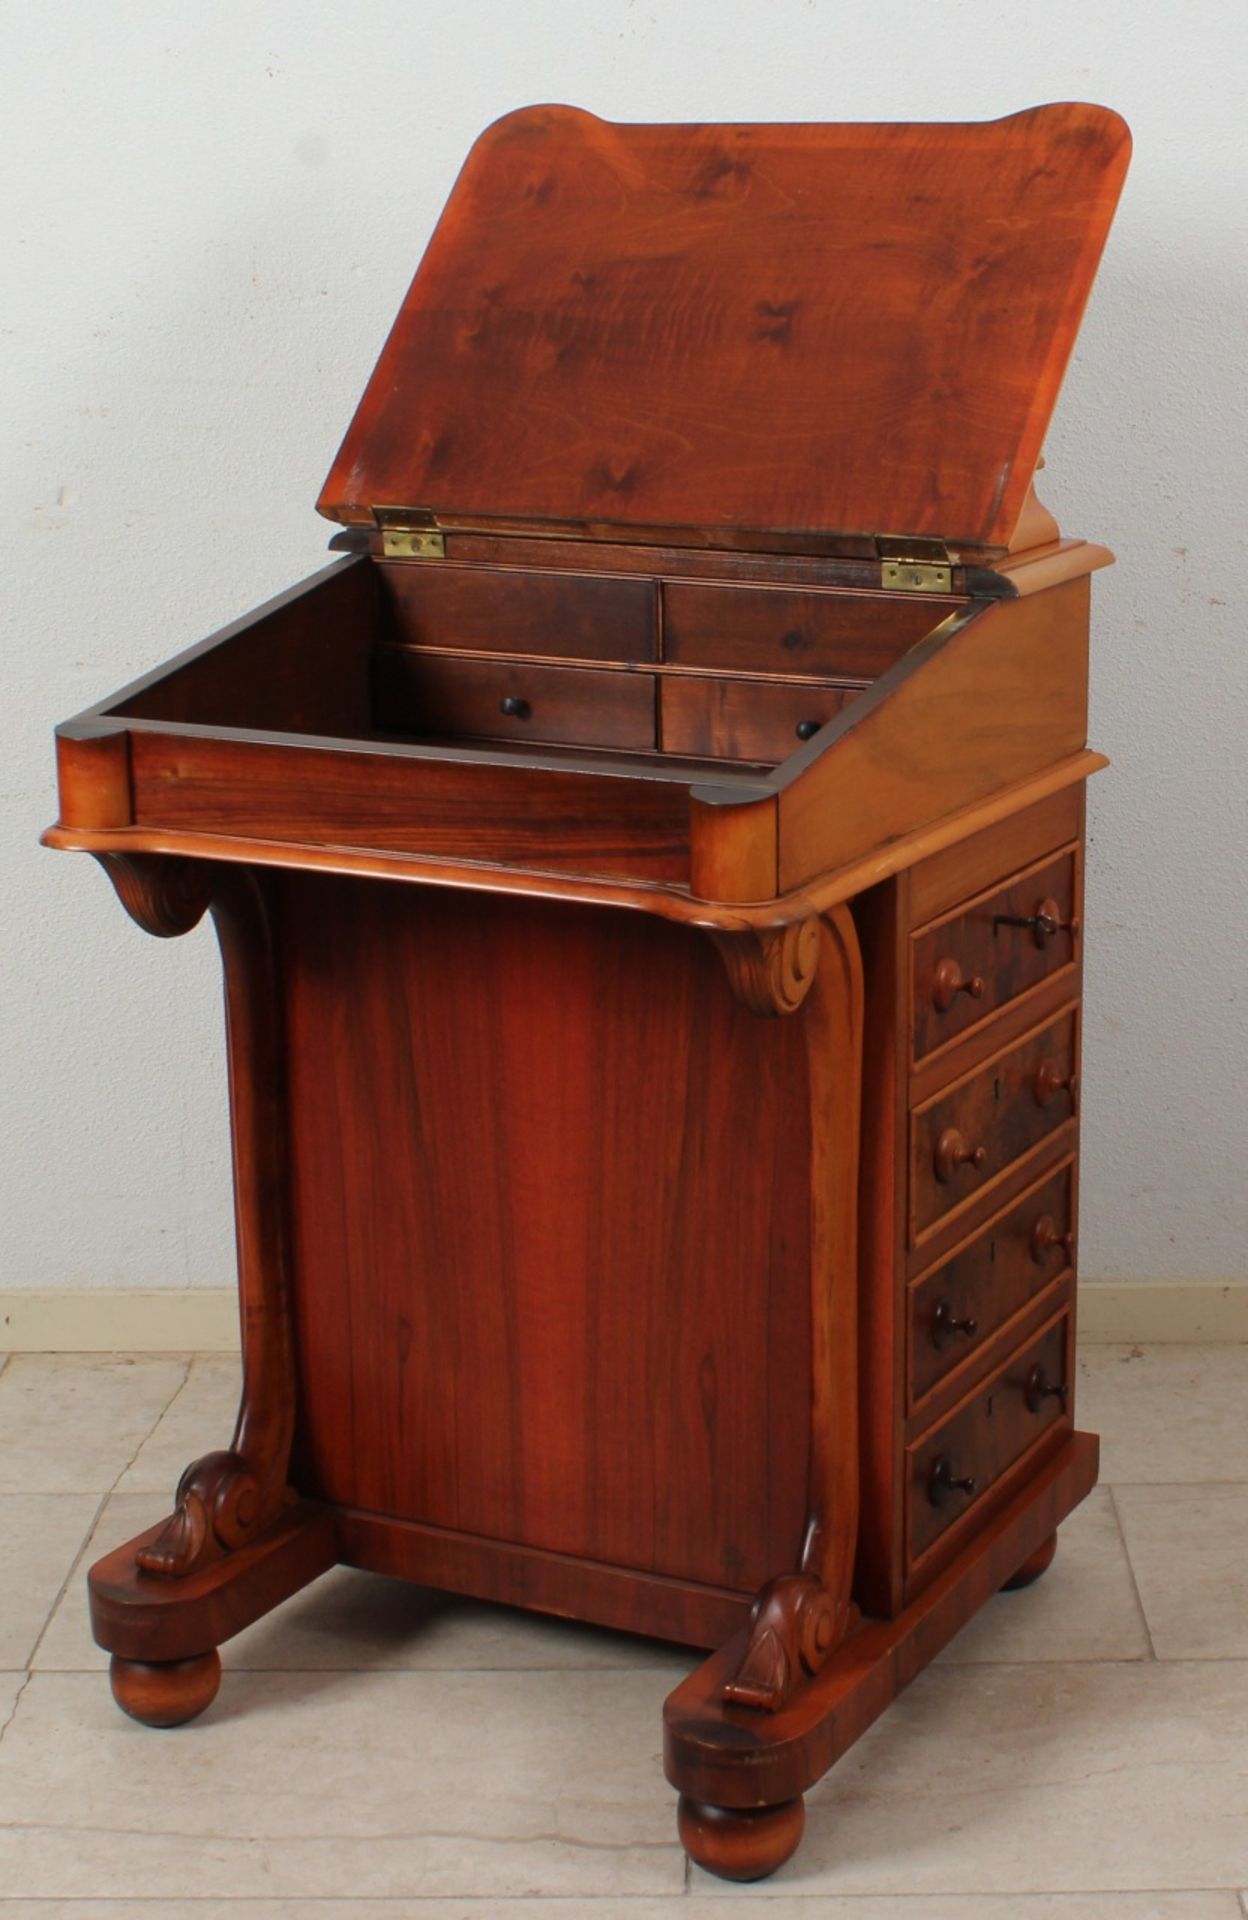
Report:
722,905,864,1713
97,856,297,1581
723,1574,848,1712
711,916,820,1017
95,853,215,938
136,1448,285,1577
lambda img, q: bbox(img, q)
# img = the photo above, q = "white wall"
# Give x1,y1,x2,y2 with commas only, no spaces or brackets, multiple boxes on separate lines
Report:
3,0,1245,1301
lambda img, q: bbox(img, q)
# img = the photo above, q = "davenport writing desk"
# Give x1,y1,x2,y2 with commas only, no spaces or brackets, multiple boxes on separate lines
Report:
47,104,1130,1879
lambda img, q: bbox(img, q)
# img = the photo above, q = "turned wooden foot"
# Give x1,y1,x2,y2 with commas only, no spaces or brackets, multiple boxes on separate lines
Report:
677,1793,805,1881
109,1649,222,1727
1001,1530,1058,1591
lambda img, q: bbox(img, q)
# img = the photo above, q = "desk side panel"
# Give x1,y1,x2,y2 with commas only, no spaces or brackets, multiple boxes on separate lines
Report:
280,878,812,1608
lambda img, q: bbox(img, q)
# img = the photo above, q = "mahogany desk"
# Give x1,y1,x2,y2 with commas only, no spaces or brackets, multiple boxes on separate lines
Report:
47,104,1131,1879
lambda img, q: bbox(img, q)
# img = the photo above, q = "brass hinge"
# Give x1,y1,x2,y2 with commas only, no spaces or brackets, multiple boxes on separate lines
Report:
374,507,445,560
877,536,953,593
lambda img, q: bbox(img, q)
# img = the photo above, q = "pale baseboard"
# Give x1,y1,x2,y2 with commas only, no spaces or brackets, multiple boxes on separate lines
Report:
0,1288,241,1353
2,1280,1247,1354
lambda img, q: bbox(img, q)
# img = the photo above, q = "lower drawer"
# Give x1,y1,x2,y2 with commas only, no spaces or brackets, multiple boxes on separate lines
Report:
908,1160,1076,1408
907,1311,1072,1564
659,675,861,763
374,648,656,750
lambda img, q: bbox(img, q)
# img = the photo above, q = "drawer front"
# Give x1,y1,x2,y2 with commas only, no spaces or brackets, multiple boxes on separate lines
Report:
908,1161,1076,1406
911,848,1080,1060
381,564,657,662
908,1313,1071,1563
374,649,657,751
663,580,941,679
909,1007,1079,1243
659,675,860,763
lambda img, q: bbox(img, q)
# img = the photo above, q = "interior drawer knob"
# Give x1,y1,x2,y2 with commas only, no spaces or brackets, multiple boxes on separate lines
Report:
1030,1214,1075,1264
499,695,531,719
928,1453,977,1507
934,1127,987,1184
1033,1060,1079,1111
932,956,985,1013
993,896,1080,949
795,718,822,741
1024,1363,1070,1415
931,1297,979,1347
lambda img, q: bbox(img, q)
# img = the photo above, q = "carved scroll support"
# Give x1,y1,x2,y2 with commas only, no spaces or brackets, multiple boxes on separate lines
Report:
710,915,821,1018
714,906,864,1713
95,854,297,1578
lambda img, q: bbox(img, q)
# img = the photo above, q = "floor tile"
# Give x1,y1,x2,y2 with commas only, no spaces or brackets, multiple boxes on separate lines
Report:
0,1355,187,1493
937,1486,1150,1665
0,1494,100,1669
0,1899,1242,1920
113,1353,241,1493
689,1660,1248,1895
0,1669,686,1899
35,1491,696,1676
1079,1345,1248,1484
1115,1483,1248,1659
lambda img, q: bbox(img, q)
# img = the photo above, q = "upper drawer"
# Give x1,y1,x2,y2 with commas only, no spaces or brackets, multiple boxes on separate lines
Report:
909,1006,1079,1244
659,675,861,764
380,564,657,663
374,649,656,751
910,847,1080,1060
908,1160,1076,1409
663,581,940,679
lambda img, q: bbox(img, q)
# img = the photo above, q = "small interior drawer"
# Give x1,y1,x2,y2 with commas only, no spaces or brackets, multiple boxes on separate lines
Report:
663,580,943,679
908,1160,1076,1408
909,1006,1079,1244
659,675,860,763
911,847,1080,1060
374,649,656,750
380,563,657,662
907,1312,1071,1564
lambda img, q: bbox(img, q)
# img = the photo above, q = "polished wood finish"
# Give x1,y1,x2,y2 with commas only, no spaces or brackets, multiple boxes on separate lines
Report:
661,674,861,764
47,104,1125,1885
110,1651,222,1729
380,561,657,662
320,105,1129,555
663,581,939,680
373,647,657,749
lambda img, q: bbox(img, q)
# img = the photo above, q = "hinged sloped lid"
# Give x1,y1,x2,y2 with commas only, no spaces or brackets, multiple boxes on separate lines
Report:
318,103,1130,555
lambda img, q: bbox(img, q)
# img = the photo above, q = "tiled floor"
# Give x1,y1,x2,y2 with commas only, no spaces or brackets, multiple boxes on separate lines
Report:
0,1345,1245,1916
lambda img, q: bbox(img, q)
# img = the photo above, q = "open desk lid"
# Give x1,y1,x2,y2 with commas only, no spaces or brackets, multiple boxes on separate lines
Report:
318,103,1130,558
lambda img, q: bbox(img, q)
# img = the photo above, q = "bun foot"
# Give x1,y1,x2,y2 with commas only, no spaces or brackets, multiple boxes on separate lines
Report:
677,1793,805,1881
1001,1530,1058,1591
109,1649,222,1727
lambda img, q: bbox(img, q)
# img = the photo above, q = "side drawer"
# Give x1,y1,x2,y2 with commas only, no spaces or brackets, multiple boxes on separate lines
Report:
908,1160,1076,1408
907,1312,1072,1565
380,563,658,662
663,580,943,679
911,846,1080,1061
659,675,861,763
374,649,657,751
909,1005,1079,1244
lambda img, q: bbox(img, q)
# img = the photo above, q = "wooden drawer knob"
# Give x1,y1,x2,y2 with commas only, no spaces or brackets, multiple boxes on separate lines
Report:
1033,1061,1079,1111
928,1453,977,1507
932,957,985,1013
931,1297,979,1347
993,896,1080,950
1030,1214,1075,1264
499,695,531,719
934,1127,987,1184
1024,1364,1069,1415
